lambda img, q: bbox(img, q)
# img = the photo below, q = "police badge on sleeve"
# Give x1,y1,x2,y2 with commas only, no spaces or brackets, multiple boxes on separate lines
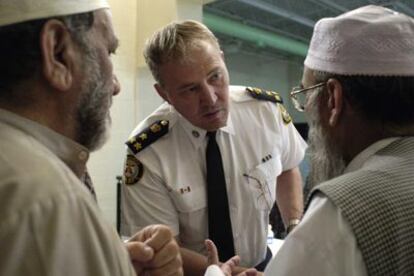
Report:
124,155,144,185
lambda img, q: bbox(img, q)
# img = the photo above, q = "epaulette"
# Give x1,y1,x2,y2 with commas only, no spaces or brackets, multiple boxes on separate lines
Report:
125,120,169,155
246,87,292,125
246,87,283,104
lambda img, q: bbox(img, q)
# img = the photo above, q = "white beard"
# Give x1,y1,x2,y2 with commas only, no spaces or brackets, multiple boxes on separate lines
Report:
306,93,346,189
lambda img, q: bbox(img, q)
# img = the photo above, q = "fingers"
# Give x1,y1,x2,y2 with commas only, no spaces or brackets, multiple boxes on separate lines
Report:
126,241,154,263
130,225,183,276
221,255,240,276
142,255,183,276
239,268,259,276
129,241,183,276
205,239,219,266
205,239,241,276
148,239,180,267
145,240,182,275
131,261,144,276
135,224,173,252
126,241,154,275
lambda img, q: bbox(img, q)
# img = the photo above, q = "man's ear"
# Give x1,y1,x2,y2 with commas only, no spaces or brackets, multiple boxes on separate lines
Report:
326,78,344,127
40,19,76,91
154,83,170,103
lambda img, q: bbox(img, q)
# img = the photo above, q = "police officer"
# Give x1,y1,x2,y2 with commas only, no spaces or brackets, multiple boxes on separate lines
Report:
121,20,307,275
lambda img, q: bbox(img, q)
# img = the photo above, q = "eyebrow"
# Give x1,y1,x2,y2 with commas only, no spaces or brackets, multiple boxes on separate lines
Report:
176,66,222,90
208,67,221,76
177,82,197,91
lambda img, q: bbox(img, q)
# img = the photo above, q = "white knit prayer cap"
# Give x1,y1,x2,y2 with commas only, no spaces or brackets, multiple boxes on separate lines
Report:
0,0,110,27
304,5,414,76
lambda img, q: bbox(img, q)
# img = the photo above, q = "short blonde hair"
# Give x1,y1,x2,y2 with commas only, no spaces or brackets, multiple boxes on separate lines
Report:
144,20,220,84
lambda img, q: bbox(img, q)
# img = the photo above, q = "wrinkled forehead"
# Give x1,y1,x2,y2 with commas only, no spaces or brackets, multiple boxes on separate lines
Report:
94,9,113,34
91,9,118,45
172,39,221,65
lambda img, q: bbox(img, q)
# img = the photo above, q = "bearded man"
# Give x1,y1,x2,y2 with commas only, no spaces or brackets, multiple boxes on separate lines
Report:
207,4,414,276
0,0,182,275
266,5,414,276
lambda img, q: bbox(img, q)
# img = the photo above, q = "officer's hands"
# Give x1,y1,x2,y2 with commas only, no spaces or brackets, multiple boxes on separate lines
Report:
205,239,258,276
126,224,183,276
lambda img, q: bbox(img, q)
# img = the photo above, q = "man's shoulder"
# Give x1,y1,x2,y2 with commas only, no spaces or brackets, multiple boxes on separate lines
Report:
0,139,89,226
229,85,283,104
229,85,292,125
126,102,177,155
312,167,396,203
126,119,171,155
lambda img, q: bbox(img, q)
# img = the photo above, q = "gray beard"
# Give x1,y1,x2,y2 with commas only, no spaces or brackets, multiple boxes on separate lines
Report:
306,99,346,190
75,50,111,152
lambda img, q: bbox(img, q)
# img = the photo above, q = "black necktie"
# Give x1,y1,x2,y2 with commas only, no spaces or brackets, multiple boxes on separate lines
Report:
206,131,235,261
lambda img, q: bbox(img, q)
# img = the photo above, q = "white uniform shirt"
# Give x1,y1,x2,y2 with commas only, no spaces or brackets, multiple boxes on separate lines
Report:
0,109,135,276
121,86,307,267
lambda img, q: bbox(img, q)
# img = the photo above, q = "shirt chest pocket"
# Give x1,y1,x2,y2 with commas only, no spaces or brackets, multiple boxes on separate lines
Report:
169,187,206,213
169,181,208,248
244,152,282,211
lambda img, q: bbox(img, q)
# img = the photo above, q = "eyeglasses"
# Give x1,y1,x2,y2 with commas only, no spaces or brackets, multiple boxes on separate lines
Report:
290,82,326,112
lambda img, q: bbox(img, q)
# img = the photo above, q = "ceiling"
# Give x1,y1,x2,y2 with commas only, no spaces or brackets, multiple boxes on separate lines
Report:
203,0,414,60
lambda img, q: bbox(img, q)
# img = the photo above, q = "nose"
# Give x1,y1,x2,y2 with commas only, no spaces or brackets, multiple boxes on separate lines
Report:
112,75,121,96
200,83,217,105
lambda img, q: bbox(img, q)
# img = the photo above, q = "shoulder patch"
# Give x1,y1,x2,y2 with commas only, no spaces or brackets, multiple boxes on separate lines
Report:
246,87,283,104
126,120,169,154
124,155,143,185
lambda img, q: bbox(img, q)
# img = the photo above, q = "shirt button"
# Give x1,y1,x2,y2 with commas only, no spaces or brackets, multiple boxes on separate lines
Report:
78,151,88,161
192,130,200,138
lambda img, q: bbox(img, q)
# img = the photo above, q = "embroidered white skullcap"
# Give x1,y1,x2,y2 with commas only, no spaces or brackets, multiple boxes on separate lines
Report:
304,5,414,76
0,0,110,27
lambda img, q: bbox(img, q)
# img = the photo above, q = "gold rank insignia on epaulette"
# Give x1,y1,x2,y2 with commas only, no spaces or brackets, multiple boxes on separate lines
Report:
278,103,292,125
246,87,292,125
246,86,283,104
125,120,169,155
